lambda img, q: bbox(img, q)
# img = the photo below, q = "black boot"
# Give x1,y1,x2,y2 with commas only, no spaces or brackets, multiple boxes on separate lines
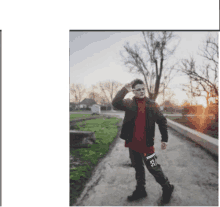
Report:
127,185,147,201
162,184,174,203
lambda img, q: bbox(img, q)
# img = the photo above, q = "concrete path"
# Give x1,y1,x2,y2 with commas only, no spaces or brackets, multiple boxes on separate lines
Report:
75,112,218,206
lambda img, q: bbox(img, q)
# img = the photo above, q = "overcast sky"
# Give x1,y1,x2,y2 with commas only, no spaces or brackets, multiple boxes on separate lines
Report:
69,31,218,107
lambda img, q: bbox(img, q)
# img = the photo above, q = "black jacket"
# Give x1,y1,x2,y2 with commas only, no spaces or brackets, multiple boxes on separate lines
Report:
112,87,168,147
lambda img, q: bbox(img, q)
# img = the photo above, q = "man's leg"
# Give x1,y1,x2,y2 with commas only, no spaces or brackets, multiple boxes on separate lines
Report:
127,148,147,201
129,148,146,187
141,153,174,203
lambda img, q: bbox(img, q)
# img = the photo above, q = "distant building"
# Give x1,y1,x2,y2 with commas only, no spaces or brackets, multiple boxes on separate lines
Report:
160,101,183,113
78,98,97,109
70,102,77,111
174,106,183,113
164,100,174,108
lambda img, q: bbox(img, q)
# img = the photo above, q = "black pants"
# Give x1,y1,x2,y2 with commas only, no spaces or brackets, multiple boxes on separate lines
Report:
129,148,170,188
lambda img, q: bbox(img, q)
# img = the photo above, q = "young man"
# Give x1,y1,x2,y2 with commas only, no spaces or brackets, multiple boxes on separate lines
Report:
112,79,174,203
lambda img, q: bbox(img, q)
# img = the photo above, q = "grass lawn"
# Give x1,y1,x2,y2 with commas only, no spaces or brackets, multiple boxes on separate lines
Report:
166,116,218,139
70,116,122,205
70,113,93,121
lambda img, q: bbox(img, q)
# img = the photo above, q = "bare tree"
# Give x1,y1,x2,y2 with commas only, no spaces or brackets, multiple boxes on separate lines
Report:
182,75,199,106
88,91,99,103
199,32,219,75
70,83,86,108
98,80,123,110
87,85,110,108
100,96,110,110
121,31,180,100
181,100,191,107
87,85,101,104
160,87,175,106
181,33,219,107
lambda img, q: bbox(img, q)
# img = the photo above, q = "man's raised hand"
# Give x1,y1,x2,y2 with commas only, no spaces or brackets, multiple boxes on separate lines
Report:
125,83,132,92
125,80,137,92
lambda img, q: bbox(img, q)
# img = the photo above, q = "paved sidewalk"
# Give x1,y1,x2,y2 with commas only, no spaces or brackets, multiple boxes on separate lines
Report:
75,113,218,206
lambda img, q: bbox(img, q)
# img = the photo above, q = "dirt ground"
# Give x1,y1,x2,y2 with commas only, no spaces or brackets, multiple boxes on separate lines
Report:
74,112,218,206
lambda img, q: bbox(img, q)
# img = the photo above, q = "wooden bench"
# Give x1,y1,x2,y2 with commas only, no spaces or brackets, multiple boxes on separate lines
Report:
70,130,96,148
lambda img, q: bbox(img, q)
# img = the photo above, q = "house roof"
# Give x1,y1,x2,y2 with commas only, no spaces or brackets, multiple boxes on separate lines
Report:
70,102,77,106
80,98,97,106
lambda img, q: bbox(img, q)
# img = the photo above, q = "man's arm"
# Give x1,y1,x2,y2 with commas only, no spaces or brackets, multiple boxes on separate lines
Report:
112,87,129,111
154,103,168,144
112,82,133,111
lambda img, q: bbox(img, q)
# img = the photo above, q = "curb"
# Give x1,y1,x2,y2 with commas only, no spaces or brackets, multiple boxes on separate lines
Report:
167,118,218,156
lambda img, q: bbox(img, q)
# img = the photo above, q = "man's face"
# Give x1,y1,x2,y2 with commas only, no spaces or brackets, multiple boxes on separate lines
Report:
132,84,145,98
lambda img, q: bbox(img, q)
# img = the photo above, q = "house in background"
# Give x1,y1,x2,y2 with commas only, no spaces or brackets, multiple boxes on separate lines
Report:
160,100,183,113
70,102,77,111
78,98,97,109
